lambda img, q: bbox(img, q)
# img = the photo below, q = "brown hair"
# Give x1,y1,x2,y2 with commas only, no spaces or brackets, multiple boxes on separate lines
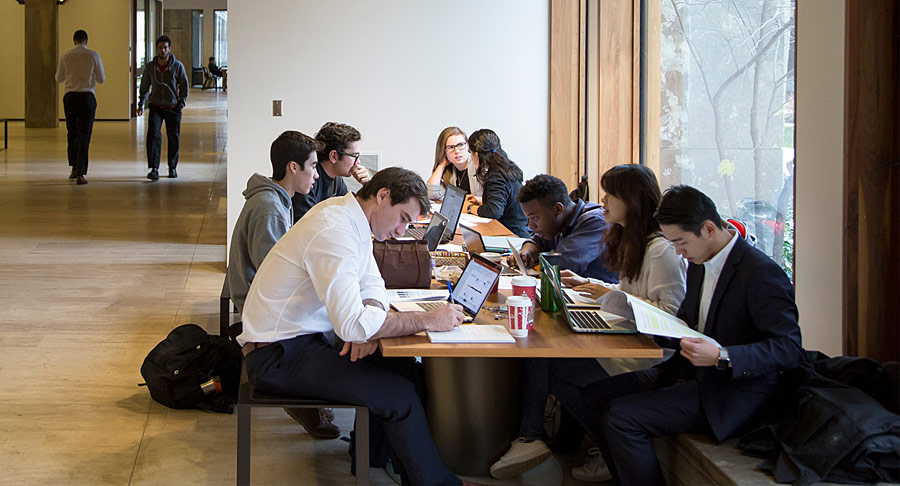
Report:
432,127,470,186
601,164,662,281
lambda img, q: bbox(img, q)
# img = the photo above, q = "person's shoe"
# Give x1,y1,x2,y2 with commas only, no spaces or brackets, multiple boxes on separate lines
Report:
76,175,87,185
489,438,551,479
283,407,340,439
69,170,77,180
168,168,177,178
147,168,159,181
571,447,612,482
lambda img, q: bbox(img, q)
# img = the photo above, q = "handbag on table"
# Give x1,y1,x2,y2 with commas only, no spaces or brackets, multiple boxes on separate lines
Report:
372,239,432,289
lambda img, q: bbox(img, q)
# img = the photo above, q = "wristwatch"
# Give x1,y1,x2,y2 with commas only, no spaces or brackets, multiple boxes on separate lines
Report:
716,347,731,370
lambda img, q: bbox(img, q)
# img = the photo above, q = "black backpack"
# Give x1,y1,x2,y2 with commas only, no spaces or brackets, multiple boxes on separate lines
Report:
140,324,243,413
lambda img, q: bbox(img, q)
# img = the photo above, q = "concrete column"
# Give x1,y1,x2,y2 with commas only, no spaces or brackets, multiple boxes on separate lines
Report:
25,0,58,128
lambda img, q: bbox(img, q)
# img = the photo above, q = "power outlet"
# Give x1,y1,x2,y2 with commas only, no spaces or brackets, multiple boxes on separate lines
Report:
272,100,283,117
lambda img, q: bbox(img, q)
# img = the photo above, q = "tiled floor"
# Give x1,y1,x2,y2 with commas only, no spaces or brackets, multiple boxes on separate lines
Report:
0,91,597,485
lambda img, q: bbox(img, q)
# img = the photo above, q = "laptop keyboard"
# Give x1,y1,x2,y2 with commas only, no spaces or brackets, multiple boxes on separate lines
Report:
405,226,426,239
570,310,610,331
564,292,575,304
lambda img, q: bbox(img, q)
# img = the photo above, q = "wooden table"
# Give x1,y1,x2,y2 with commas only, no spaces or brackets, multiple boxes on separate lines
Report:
381,287,661,475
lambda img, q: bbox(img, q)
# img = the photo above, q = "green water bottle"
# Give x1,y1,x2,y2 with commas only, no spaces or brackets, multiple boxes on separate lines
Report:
540,252,561,312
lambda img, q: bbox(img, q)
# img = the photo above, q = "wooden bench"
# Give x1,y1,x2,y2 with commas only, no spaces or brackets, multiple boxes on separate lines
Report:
655,433,891,486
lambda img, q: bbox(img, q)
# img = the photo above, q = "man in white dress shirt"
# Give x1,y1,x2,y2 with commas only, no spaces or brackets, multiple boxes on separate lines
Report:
239,167,472,485
56,29,105,185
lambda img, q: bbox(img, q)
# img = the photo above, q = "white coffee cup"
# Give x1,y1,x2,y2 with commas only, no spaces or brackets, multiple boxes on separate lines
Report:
510,276,537,328
506,295,532,338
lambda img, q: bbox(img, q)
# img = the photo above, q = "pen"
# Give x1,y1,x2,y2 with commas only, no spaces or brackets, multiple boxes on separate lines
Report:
446,281,454,303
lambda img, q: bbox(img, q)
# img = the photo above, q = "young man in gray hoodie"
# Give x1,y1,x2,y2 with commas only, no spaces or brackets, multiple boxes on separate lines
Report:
227,130,340,439
137,35,189,181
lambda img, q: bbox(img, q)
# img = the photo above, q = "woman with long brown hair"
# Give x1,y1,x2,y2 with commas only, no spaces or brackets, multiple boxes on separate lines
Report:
562,164,685,314
425,126,481,199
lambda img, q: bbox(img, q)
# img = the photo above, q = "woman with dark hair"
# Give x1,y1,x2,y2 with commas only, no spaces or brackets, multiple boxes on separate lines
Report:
557,164,686,482
561,164,685,314
464,129,530,237
426,126,481,199
490,164,686,483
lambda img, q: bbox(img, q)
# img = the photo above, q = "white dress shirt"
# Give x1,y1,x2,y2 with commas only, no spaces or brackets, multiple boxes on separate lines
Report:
55,44,105,94
238,193,389,346
698,230,739,333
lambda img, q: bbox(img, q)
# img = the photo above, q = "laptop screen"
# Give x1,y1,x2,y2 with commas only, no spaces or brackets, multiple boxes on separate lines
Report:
452,253,501,317
422,213,448,251
440,184,466,241
459,224,486,254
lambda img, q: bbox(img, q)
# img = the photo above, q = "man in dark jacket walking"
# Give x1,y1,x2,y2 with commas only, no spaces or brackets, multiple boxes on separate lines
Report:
137,35,189,181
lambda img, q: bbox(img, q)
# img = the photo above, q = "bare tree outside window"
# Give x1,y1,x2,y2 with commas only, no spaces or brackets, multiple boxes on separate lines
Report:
657,0,795,277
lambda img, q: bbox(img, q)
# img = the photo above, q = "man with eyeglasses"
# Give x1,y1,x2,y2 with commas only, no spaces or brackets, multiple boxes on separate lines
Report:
291,122,372,222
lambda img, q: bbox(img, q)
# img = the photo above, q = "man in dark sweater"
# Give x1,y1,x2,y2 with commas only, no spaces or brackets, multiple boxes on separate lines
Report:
291,122,371,222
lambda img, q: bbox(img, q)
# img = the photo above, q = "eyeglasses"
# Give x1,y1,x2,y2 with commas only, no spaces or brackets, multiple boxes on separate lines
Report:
337,151,360,163
445,142,468,153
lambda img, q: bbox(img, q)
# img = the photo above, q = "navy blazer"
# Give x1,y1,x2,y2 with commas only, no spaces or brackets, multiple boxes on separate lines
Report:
659,236,803,442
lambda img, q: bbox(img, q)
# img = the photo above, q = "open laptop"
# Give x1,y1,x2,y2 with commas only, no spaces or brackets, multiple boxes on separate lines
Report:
391,253,501,322
404,183,466,244
402,212,448,251
542,254,636,334
507,239,541,277
460,224,519,276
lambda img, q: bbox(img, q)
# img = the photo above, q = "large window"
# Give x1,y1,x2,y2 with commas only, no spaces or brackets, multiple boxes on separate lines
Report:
214,10,228,66
652,0,796,277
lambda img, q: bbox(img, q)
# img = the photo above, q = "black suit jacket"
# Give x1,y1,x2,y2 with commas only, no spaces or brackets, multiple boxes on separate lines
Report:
659,236,804,442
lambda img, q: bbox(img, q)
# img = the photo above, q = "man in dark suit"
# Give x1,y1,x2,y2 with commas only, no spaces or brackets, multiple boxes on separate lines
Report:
580,185,804,486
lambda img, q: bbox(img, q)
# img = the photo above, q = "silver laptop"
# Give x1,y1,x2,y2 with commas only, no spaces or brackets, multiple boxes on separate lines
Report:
460,225,520,276
507,239,541,277
391,253,502,321
542,254,636,334
403,212,449,251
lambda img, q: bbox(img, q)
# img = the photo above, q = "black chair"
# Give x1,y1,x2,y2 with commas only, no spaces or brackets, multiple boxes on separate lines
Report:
236,364,370,485
202,66,220,90
220,275,236,339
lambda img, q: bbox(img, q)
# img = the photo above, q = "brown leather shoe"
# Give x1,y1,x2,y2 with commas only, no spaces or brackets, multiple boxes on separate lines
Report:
76,175,87,185
284,407,340,439
69,170,77,180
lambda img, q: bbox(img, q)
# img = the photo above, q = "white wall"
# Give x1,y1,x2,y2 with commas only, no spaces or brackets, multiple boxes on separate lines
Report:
0,0,131,120
226,0,550,248
794,0,844,356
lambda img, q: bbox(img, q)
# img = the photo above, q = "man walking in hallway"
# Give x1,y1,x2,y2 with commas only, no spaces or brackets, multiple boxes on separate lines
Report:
137,35,189,181
56,29,105,185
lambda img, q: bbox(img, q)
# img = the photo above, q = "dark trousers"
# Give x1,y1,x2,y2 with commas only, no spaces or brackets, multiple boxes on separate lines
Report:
519,358,609,441
146,104,182,170
244,334,460,486
63,92,97,176
581,368,709,486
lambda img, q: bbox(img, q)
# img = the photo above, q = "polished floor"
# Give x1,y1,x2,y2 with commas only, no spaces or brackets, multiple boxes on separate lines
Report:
0,91,592,485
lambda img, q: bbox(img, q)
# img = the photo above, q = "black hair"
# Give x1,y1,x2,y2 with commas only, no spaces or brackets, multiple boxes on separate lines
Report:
517,174,573,209
356,167,430,216
469,129,523,184
269,131,322,180
156,35,171,47
315,122,361,161
654,185,725,236
73,30,88,43
601,164,662,280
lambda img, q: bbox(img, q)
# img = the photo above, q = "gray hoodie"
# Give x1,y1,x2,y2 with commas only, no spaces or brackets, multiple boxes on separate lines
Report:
138,53,189,110
227,173,293,313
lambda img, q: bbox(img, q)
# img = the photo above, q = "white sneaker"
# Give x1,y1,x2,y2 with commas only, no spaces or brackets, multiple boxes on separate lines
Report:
571,448,612,482
489,438,552,479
